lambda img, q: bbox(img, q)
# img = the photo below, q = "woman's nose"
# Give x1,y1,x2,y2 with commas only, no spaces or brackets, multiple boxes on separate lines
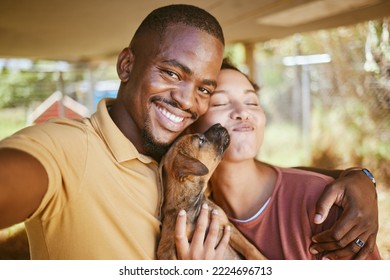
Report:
230,103,250,120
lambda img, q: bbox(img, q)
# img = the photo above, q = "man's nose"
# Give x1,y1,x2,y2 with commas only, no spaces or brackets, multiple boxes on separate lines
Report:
171,84,196,111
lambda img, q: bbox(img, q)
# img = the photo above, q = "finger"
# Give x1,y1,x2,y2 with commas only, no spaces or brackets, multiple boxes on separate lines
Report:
309,239,336,255
321,234,371,260
312,230,371,260
354,235,376,260
311,227,340,245
314,183,343,224
321,247,356,260
175,209,190,259
310,240,359,260
311,226,365,252
215,225,231,259
312,208,358,244
191,203,209,247
203,208,220,250
330,220,368,249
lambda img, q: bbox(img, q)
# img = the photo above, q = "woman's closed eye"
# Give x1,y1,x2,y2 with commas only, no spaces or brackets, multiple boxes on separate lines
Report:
210,95,229,107
211,102,228,107
245,94,261,107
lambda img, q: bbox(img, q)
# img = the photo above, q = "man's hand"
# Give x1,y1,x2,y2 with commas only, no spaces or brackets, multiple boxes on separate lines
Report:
310,169,378,259
175,203,230,259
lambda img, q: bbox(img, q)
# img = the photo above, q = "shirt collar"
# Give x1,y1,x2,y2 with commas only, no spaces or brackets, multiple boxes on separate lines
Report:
90,98,155,164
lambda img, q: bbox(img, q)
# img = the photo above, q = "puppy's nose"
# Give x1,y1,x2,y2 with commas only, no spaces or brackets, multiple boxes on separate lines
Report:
204,123,223,139
204,123,230,151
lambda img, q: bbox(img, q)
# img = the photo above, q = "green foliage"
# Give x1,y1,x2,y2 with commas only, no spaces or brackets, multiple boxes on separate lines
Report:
252,17,390,188
0,59,99,109
0,108,26,140
0,68,57,108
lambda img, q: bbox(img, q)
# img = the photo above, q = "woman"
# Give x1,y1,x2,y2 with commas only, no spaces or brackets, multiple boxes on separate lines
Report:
175,58,381,260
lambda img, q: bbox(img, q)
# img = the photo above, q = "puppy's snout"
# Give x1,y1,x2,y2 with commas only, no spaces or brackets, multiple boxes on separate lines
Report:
204,123,230,152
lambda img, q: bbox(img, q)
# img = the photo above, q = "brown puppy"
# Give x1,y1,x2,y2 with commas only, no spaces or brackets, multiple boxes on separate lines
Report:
157,123,267,260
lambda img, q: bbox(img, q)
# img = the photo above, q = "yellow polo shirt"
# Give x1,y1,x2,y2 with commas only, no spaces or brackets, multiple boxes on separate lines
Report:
0,98,162,259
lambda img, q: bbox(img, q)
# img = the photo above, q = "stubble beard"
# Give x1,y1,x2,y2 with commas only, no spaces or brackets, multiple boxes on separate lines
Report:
141,117,171,162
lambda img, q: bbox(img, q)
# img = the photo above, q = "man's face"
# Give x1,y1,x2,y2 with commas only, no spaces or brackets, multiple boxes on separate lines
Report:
119,24,224,159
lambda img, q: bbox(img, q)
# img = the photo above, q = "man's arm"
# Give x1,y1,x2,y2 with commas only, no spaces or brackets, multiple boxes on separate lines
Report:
294,166,343,179
296,166,378,260
0,148,48,229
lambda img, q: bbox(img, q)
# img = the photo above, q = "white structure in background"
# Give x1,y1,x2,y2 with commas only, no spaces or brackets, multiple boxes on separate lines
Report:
283,53,331,156
27,91,89,125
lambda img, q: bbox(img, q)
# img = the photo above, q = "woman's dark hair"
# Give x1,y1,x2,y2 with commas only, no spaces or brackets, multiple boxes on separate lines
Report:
221,57,260,91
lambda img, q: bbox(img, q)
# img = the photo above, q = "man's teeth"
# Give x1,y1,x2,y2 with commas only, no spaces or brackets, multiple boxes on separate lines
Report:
158,106,184,123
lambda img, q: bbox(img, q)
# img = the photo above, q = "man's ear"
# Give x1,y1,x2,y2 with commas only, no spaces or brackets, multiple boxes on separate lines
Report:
173,152,209,182
117,47,134,82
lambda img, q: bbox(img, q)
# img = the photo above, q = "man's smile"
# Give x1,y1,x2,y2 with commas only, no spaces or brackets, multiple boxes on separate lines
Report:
156,105,184,123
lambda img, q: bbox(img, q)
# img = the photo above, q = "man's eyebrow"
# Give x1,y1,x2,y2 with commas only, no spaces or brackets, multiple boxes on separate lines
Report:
163,59,192,75
203,79,217,88
163,59,217,87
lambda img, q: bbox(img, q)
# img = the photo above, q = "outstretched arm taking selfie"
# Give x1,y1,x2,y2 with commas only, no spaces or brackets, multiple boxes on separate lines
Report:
0,148,48,229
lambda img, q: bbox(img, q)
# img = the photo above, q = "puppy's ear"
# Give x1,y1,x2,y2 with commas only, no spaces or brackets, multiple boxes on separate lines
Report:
173,152,209,182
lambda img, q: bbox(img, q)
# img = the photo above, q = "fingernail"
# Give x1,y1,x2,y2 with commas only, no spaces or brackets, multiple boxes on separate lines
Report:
314,214,322,224
202,203,208,209
310,248,319,254
322,256,330,260
225,225,231,231
212,208,219,215
178,209,186,216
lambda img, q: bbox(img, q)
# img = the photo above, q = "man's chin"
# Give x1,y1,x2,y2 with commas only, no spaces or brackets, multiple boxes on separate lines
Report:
142,131,173,162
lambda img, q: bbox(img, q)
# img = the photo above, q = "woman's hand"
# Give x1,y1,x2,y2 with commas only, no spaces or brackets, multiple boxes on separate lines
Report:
310,169,378,259
174,203,230,260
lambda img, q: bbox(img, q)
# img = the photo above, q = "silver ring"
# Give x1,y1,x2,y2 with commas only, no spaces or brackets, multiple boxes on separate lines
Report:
355,238,365,248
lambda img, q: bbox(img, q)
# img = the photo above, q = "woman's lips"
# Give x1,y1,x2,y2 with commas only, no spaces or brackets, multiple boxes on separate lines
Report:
231,122,254,132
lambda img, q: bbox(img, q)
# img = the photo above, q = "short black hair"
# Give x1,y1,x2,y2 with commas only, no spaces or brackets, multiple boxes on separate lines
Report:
131,4,224,46
221,57,259,91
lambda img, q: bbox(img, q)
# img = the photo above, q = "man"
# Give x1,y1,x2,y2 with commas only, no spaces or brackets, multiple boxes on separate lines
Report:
0,4,378,259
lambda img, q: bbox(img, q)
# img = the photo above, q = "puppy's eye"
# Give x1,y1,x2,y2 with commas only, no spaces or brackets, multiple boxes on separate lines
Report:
199,136,206,147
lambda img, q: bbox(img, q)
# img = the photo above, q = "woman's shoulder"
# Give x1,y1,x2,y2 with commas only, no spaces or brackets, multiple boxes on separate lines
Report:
268,166,334,203
277,166,333,185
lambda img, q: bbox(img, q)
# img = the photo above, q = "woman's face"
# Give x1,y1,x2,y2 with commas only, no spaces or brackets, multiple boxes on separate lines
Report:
191,68,266,161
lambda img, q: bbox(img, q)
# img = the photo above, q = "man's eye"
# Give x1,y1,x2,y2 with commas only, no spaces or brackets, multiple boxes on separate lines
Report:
164,70,179,80
198,87,211,95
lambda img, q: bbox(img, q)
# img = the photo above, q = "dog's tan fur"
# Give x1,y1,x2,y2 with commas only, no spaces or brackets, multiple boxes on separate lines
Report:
157,124,267,260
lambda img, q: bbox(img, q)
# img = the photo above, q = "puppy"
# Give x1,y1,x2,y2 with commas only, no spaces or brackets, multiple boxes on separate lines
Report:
157,123,267,260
